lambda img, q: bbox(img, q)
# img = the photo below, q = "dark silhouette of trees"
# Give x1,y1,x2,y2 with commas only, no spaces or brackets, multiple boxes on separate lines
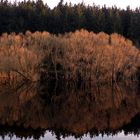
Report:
0,0,140,45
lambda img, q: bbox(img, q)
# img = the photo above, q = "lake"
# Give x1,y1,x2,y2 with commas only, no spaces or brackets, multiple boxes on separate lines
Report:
0,81,140,140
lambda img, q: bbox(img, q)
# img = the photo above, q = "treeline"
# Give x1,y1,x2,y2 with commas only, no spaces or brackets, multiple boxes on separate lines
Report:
0,0,140,45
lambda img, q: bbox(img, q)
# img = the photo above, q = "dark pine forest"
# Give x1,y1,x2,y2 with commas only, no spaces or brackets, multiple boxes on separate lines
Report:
0,0,140,46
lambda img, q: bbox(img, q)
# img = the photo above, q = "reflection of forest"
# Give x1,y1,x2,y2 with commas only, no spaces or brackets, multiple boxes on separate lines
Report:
0,81,140,139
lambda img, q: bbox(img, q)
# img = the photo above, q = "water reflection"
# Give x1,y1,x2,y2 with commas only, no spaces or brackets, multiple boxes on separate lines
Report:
0,81,140,140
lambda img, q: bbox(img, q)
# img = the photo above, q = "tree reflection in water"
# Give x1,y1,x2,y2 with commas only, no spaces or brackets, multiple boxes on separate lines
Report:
0,81,140,140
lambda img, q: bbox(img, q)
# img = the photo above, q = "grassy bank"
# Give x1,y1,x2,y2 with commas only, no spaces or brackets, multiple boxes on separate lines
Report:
0,29,139,83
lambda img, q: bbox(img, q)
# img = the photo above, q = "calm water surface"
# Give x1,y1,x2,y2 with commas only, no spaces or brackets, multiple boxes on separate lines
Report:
0,81,140,140
0,132,139,140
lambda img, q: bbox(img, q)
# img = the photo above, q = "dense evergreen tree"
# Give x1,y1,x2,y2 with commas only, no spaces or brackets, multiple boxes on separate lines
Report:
0,0,140,45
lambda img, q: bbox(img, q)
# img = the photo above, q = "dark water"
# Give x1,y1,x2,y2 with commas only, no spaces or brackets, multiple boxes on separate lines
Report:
0,81,140,140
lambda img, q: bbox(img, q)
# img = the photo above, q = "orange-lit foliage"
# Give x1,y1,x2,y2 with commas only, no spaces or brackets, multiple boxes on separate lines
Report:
0,29,139,82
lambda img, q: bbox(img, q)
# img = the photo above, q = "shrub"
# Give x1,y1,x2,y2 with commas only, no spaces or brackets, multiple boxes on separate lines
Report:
0,29,139,83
